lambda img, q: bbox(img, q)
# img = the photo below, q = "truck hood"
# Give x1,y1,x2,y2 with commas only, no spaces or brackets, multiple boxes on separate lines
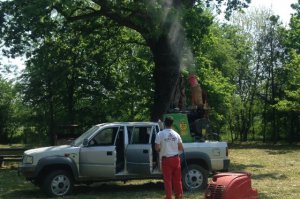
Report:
24,145,80,165
25,145,74,156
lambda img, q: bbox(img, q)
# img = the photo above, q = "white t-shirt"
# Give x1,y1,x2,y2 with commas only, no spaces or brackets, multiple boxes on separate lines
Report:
155,128,182,157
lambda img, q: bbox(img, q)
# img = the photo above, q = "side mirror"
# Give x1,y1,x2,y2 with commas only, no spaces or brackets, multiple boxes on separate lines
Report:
83,138,89,147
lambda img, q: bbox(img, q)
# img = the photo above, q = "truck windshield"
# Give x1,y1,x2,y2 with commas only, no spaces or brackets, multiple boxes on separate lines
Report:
72,126,99,147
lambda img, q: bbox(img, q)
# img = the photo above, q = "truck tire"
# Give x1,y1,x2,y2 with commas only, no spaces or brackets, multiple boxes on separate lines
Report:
182,164,208,191
42,170,74,197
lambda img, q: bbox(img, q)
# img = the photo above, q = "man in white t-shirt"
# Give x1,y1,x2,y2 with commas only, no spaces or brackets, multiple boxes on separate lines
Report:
155,116,184,199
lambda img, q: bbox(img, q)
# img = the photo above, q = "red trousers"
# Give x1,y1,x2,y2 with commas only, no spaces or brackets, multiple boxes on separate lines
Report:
162,156,183,199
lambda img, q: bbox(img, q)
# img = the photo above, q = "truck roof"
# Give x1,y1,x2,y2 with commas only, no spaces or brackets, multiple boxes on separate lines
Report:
94,122,159,127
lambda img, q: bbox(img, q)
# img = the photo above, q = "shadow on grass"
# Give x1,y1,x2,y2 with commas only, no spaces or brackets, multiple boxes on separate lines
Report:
230,162,264,171
252,173,287,180
258,192,274,199
72,182,203,199
1,188,46,199
265,150,293,155
73,181,165,194
1,169,203,199
1,180,166,199
229,162,287,180
229,142,300,151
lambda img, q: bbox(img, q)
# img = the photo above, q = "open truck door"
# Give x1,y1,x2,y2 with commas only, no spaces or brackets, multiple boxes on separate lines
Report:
126,125,158,175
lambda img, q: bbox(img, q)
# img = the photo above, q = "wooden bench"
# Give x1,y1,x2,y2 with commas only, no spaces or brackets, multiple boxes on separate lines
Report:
0,155,23,166
0,148,26,167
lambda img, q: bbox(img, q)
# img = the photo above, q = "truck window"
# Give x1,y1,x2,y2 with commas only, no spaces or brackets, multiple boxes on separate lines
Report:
91,127,119,146
130,127,151,144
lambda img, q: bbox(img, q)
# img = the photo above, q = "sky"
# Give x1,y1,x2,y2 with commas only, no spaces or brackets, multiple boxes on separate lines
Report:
249,0,297,24
1,0,299,77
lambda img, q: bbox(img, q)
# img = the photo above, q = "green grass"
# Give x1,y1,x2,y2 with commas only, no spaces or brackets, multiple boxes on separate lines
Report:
229,143,300,199
0,173,203,199
0,144,25,148
1,143,300,198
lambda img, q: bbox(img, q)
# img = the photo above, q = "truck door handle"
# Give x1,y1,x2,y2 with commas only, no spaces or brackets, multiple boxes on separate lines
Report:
107,151,113,156
143,149,148,154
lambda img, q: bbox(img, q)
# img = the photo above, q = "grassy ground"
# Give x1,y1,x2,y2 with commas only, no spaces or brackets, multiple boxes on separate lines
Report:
1,143,300,199
229,143,300,199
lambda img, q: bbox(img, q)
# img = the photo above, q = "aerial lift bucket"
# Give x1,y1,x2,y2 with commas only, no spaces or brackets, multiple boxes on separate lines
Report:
204,172,259,199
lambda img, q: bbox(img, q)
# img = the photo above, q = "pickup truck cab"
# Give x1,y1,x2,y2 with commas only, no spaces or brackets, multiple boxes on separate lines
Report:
19,122,229,197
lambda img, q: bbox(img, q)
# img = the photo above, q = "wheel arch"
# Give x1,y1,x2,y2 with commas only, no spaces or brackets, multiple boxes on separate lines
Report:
182,151,211,171
34,156,78,181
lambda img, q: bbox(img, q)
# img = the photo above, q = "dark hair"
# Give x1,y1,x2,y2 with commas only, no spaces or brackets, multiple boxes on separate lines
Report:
164,116,174,127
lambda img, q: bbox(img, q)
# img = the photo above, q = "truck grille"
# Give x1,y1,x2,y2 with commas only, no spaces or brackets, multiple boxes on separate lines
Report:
205,184,225,199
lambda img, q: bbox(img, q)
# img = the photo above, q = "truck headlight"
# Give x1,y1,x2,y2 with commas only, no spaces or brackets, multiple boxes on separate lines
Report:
23,155,33,164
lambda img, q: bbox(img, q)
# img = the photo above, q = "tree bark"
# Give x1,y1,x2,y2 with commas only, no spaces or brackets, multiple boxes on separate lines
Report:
148,33,183,121
46,86,56,145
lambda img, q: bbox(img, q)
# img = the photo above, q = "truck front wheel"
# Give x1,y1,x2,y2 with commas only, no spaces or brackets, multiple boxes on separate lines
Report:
182,164,208,191
42,170,74,197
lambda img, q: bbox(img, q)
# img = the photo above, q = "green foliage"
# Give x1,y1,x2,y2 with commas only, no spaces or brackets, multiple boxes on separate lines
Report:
274,51,300,112
289,2,300,53
183,7,213,54
191,22,254,139
223,7,298,142
265,2,300,143
6,0,297,145
16,19,154,142
277,2,300,112
0,78,13,142
198,66,236,131
0,77,25,143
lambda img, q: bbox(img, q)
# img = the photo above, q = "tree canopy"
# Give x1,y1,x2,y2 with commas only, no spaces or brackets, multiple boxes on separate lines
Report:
0,0,250,121
0,0,299,145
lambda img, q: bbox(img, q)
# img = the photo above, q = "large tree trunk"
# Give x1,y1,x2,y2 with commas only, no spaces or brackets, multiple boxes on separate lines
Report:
47,91,56,145
149,33,183,121
66,68,75,129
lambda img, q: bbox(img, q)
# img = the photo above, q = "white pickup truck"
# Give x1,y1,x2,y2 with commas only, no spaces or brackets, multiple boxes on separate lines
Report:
19,122,230,197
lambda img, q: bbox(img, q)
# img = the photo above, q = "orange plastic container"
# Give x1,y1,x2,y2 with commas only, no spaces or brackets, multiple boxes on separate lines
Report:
204,172,258,199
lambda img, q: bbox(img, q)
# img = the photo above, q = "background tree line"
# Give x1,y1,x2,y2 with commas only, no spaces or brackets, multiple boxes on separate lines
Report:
0,0,299,145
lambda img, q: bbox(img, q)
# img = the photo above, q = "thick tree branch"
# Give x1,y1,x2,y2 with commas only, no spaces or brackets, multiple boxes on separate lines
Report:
53,0,150,35
90,0,151,35
65,10,103,22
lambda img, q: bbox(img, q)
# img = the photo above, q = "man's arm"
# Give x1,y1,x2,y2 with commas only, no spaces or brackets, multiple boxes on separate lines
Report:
178,142,183,152
155,143,160,152
154,132,161,152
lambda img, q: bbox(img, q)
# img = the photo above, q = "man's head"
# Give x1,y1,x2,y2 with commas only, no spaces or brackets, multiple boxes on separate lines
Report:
164,116,174,128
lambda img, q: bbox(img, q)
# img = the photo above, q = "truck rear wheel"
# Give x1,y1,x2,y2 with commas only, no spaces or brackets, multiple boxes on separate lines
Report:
182,164,208,191
42,170,74,197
